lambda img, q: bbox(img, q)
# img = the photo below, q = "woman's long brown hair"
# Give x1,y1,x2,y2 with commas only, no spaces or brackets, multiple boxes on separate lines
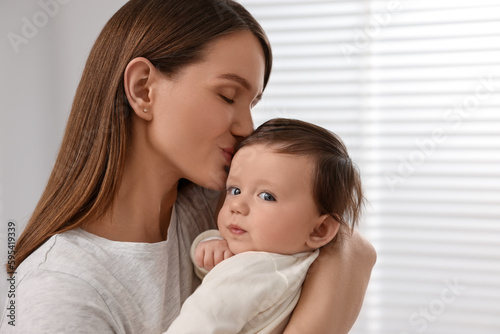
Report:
8,0,272,274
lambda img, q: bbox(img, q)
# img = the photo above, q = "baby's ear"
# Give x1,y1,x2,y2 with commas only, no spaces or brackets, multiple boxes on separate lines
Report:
306,215,340,249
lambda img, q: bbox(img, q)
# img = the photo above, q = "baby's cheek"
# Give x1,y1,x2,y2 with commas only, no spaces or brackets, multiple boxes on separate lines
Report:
216,211,226,230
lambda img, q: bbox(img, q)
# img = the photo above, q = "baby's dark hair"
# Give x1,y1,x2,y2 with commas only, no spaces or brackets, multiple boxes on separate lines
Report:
238,118,364,237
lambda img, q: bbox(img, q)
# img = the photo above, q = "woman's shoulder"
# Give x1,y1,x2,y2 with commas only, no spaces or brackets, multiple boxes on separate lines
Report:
17,259,102,300
15,230,99,284
15,229,162,288
25,227,167,265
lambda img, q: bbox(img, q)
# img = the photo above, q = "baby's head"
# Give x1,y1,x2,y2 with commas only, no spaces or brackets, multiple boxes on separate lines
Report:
217,118,364,255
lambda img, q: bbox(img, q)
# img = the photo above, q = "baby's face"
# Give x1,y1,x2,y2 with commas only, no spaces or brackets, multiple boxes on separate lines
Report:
217,144,323,255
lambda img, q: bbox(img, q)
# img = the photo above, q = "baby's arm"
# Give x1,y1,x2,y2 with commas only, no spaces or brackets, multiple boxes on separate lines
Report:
194,238,234,271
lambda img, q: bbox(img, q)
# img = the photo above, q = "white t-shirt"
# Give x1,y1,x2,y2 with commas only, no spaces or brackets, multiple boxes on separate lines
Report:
0,183,219,334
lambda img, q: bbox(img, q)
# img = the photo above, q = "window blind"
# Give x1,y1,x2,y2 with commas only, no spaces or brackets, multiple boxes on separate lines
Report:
240,1,500,333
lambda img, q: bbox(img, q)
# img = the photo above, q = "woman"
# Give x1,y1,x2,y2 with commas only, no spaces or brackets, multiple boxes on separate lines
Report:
1,0,376,333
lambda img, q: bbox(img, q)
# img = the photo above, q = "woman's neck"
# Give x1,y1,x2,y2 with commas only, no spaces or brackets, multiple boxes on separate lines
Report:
84,138,181,243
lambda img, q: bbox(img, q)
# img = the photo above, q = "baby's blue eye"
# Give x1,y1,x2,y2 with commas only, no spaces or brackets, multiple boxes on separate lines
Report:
227,187,241,196
258,192,276,202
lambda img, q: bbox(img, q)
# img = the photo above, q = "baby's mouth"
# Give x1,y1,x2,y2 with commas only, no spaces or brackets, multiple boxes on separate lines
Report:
228,224,246,235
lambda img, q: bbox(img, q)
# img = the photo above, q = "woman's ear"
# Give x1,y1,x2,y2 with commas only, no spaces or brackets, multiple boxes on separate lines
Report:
306,215,340,249
123,57,156,121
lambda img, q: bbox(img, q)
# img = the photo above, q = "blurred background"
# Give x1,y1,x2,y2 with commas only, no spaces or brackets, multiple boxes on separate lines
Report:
1,1,499,333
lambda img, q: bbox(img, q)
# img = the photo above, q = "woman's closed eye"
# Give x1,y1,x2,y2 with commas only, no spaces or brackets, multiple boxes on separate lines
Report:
219,94,235,104
258,192,276,202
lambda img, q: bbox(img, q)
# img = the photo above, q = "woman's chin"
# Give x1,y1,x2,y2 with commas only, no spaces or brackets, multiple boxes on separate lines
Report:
199,169,227,191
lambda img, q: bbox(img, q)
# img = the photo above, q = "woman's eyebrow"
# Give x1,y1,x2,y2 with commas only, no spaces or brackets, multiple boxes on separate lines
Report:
218,73,252,91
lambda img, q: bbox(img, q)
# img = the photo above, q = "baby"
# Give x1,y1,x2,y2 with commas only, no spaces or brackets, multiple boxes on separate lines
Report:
165,118,364,334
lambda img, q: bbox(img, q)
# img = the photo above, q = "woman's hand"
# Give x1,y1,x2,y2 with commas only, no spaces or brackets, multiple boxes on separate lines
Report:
284,230,376,334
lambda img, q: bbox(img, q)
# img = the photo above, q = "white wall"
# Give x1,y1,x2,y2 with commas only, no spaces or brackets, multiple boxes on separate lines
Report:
0,0,127,314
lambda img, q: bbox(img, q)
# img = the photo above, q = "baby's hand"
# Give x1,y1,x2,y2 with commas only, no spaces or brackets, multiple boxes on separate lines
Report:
194,239,234,271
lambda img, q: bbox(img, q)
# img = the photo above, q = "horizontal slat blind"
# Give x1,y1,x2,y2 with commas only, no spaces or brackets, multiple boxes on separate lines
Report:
240,1,500,333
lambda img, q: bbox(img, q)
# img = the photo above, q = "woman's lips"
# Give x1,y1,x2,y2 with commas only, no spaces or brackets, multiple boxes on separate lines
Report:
228,224,246,235
221,148,235,165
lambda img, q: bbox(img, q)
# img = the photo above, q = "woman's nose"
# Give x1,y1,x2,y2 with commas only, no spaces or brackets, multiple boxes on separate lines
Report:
231,107,254,141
